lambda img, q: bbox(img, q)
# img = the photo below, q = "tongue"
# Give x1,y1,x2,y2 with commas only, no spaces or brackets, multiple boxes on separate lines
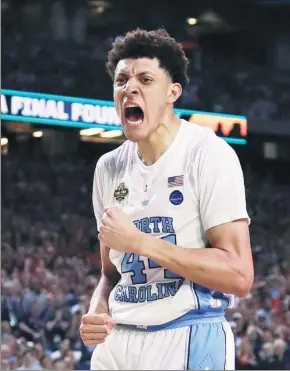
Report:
128,114,142,122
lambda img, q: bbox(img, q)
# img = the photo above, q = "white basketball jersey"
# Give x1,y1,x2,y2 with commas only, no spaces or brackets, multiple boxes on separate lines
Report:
92,120,249,326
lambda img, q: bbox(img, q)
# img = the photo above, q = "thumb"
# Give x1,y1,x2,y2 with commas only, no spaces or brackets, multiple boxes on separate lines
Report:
104,316,114,334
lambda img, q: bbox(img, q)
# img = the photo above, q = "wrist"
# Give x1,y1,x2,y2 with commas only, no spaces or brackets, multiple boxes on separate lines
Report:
131,231,152,256
88,299,109,315
88,307,108,315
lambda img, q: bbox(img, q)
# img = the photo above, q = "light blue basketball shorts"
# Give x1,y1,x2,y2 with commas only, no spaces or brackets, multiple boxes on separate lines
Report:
91,315,235,370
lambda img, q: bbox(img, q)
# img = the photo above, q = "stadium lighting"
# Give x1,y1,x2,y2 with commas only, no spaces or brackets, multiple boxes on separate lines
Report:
187,18,197,25
95,5,104,13
1,137,8,145
79,128,105,136
100,130,123,138
33,131,43,138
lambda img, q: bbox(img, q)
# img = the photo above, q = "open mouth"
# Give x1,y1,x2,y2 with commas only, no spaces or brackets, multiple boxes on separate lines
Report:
124,106,144,125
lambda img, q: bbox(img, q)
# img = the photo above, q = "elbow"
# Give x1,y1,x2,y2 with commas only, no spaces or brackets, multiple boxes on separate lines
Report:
232,265,254,297
101,269,121,287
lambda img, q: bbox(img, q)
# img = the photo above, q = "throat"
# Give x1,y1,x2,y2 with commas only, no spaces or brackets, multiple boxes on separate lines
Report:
137,119,181,165
137,143,168,166
127,113,143,123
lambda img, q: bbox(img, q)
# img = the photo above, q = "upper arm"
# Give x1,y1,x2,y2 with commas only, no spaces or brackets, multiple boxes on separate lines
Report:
194,134,253,291
207,219,252,264
207,219,254,292
93,157,120,282
100,242,120,283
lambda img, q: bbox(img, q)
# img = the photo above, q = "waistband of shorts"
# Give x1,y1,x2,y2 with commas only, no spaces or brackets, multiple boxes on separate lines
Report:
116,310,226,332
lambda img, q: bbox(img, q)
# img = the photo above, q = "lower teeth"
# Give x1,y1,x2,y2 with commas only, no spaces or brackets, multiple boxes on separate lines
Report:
127,119,143,125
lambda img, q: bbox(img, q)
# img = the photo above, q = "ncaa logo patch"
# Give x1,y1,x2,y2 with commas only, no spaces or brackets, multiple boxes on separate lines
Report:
114,182,129,203
169,190,184,206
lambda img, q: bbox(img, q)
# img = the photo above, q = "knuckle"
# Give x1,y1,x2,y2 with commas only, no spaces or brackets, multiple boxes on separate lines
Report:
107,209,113,217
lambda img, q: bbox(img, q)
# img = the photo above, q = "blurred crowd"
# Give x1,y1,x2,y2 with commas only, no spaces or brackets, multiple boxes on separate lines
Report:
2,32,111,102
1,153,100,370
181,67,290,120
227,165,290,369
2,32,290,120
1,148,290,370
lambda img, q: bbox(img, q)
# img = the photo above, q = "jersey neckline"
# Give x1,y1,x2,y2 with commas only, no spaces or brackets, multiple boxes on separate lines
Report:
133,119,186,170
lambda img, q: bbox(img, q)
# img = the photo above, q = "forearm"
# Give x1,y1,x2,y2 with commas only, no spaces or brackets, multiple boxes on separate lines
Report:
138,234,247,296
87,273,118,314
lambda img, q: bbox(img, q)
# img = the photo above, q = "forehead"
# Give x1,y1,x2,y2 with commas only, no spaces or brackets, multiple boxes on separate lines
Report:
115,58,165,76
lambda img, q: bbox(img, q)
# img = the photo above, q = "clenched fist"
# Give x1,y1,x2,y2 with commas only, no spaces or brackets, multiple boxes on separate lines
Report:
99,207,141,253
80,313,114,346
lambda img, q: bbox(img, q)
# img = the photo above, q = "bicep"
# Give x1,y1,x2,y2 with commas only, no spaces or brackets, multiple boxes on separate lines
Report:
206,219,254,278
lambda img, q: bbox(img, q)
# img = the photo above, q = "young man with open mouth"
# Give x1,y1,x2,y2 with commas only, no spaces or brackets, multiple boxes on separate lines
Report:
80,28,254,370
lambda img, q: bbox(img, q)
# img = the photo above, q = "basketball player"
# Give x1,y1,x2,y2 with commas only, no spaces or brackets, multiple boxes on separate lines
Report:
80,28,254,370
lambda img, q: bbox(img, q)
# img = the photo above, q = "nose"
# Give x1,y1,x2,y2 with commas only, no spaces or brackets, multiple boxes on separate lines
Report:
124,77,139,95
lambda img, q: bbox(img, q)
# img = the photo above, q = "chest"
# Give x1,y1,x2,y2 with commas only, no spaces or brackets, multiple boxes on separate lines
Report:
104,159,201,241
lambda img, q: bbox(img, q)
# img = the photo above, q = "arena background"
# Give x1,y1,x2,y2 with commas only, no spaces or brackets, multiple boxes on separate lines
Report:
1,0,290,369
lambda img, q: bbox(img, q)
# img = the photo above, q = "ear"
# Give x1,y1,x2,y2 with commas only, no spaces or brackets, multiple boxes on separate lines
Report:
168,83,182,103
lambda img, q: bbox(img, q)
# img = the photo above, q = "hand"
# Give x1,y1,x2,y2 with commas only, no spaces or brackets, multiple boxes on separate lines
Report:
80,313,114,346
99,207,141,253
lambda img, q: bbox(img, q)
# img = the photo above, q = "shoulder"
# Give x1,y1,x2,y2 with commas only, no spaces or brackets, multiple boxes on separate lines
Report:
181,120,239,166
94,140,134,176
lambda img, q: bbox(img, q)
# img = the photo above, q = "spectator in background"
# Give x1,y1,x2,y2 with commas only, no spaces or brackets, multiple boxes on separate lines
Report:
16,348,42,370
2,31,290,119
1,344,12,371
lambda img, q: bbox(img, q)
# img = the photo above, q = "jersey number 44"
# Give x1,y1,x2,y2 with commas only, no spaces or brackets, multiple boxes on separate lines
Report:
121,234,182,284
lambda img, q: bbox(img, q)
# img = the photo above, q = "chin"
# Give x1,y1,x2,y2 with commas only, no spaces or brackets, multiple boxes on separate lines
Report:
123,122,150,143
123,131,147,143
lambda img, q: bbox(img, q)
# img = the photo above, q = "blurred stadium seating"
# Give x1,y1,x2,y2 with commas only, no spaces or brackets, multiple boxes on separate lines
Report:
2,149,290,370
2,31,290,119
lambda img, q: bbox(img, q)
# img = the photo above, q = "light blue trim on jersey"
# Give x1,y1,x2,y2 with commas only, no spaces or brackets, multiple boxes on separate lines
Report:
185,322,227,370
195,283,211,309
184,326,191,368
117,310,225,332
190,281,199,308
192,282,231,312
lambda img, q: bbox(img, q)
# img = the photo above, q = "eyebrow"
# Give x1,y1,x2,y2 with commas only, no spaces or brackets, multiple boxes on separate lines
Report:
115,71,154,77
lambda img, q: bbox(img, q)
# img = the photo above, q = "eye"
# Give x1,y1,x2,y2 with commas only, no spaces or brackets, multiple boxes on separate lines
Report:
142,77,152,84
115,77,126,86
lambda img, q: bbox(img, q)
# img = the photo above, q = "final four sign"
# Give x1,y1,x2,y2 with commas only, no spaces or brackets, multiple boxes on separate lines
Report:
1,89,247,145
1,89,121,130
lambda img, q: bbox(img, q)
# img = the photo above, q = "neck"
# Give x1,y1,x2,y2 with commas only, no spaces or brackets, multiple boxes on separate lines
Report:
137,114,181,165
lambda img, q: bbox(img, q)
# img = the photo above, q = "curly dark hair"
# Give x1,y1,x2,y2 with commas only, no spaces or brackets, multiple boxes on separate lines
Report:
106,28,189,87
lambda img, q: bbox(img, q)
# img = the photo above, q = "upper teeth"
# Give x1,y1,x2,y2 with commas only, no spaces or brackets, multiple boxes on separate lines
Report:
125,104,139,108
